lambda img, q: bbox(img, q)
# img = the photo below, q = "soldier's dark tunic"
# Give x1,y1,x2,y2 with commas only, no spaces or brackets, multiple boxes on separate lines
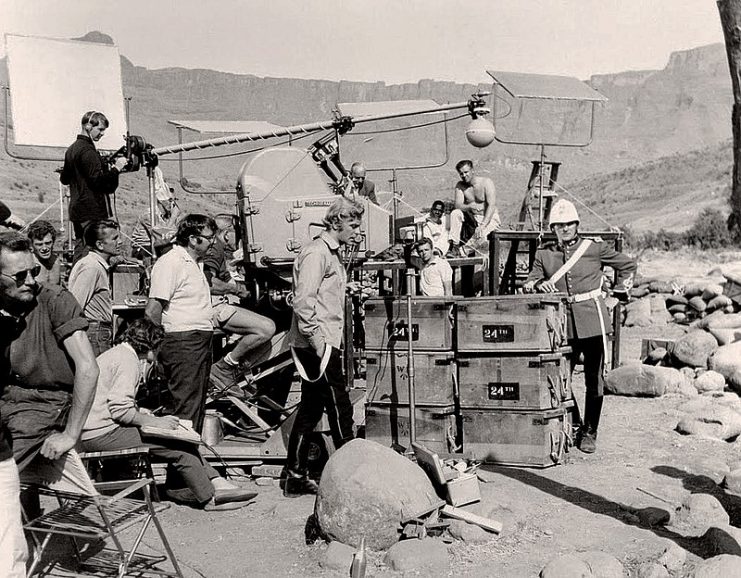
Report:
528,236,636,435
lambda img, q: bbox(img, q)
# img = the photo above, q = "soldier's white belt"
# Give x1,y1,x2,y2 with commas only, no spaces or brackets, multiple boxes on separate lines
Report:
566,288,602,303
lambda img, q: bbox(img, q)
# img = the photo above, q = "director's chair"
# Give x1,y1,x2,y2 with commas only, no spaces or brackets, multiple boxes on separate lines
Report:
21,450,183,578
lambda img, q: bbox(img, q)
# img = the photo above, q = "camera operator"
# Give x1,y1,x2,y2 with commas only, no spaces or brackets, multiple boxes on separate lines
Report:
59,111,127,260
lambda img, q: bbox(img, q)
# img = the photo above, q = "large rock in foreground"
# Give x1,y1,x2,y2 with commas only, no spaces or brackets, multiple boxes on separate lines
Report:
605,363,683,397
315,439,439,550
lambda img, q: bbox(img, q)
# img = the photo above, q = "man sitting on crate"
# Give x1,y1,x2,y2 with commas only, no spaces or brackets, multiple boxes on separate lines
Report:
283,198,364,497
415,237,453,297
524,199,635,454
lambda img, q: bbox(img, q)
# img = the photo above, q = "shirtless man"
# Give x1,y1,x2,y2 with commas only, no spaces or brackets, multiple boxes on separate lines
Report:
447,159,500,257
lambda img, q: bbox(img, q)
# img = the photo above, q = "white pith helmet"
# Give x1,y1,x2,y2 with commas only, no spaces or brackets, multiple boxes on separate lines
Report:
549,199,580,228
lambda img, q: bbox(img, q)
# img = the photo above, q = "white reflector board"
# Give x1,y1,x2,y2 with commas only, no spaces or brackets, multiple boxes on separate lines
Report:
167,120,286,134
5,34,126,150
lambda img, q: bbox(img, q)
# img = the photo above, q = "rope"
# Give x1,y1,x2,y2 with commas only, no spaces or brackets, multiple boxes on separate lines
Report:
551,180,618,230
21,197,61,231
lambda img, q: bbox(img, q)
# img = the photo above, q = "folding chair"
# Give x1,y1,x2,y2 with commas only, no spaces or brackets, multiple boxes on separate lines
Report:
22,451,183,578
79,446,161,501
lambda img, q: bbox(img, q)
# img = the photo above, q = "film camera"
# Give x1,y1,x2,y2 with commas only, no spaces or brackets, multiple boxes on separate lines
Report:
103,134,156,172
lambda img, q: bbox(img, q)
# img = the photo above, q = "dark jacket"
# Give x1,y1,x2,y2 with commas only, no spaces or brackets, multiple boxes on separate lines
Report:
527,236,636,340
60,134,119,224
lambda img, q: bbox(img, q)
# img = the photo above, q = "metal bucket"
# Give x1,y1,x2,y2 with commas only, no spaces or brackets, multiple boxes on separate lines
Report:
202,410,224,446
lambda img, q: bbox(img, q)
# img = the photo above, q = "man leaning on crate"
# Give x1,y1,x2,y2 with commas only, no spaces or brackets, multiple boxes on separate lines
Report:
524,199,636,454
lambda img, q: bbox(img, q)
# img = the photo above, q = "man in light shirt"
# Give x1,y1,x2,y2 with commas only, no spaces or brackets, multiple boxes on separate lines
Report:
145,214,217,433
415,237,453,296
68,220,121,356
283,198,363,497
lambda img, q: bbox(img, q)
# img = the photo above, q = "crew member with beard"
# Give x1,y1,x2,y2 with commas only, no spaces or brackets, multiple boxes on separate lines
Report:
283,198,363,497
525,199,635,454
0,231,99,479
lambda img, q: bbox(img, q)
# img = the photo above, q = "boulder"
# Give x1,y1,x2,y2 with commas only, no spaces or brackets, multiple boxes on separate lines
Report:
672,494,729,536
668,303,688,314
683,281,706,297
694,371,726,393
702,284,725,301
709,342,741,391
320,541,356,573
635,562,669,578
625,298,653,327
693,554,741,577
581,551,625,578
383,539,449,574
707,295,733,311
647,347,668,363
604,363,683,397
692,309,727,329
673,312,687,323
656,542,687,574
448,519,495,543
706,312,741,329
666,294,689,306
676,405,741,440
688,296,708,313
649,294,672,325
315,439,440,550
708,327,741,346
672,330,718,368
724,468,741,496
632,285,650,298
540,554,593,578
702,525,741,556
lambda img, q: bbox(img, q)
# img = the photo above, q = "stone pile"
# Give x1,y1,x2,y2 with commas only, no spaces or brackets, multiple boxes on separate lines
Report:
625,275,737,328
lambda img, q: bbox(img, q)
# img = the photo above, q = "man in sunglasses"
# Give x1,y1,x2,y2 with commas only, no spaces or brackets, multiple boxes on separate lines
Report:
0,232,99,570
146,214,218,433
68,220,122,356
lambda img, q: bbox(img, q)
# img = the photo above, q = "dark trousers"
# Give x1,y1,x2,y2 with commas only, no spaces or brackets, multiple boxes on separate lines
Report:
569,335,605,434
159,330,213,433
80,426,217,504
286,347,354,477
86,321,113,358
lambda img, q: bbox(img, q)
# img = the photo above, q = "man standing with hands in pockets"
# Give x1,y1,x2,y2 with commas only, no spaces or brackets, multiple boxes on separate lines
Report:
283,198,364,497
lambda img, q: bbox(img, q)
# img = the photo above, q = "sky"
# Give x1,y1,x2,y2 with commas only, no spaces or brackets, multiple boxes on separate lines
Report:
0,0,726,85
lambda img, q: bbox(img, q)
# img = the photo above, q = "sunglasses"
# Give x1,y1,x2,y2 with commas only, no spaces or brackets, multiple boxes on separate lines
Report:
1,265,41,285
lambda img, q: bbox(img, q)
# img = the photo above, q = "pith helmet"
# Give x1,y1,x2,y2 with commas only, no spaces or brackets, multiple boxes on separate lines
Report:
549,199,580,227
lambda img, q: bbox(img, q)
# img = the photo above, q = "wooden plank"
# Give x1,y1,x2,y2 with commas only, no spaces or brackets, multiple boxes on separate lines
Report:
441,504,503,534
226,395,272,430
400,499,446,524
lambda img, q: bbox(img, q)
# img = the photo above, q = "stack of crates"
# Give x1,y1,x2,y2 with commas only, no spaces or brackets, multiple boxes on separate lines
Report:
363,296,457,454
455,294,575,467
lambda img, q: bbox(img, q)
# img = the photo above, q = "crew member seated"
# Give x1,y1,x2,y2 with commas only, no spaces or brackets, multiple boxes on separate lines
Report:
420,200,449,256
27,220,62,286
80,318,256,510
204,220,276,392
448,159,500,257
415,237,452,296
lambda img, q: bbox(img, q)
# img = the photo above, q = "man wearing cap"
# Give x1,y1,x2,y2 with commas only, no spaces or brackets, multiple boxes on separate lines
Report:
525,199,636,454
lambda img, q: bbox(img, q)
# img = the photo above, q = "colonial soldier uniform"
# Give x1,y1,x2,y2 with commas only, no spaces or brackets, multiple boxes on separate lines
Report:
526,199,636,453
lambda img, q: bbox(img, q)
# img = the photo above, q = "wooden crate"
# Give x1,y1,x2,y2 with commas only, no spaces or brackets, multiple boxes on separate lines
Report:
456,295,567,353
366,350,455,406
457,350,571,410
364,297,454,351
640,338,676,359
460,403,574,467
364,403,456,454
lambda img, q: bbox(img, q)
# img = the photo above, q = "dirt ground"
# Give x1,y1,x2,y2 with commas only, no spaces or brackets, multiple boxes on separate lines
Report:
46,250,741,577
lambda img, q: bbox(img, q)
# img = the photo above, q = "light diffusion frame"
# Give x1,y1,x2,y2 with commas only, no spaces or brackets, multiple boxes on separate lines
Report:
5,34,126,151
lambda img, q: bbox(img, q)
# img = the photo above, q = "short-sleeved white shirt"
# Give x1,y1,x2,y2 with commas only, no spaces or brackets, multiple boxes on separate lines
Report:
149,245,213,332
419,256,453,297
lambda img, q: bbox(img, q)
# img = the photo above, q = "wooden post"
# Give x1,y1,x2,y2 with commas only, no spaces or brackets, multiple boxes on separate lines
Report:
718,0,741,238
